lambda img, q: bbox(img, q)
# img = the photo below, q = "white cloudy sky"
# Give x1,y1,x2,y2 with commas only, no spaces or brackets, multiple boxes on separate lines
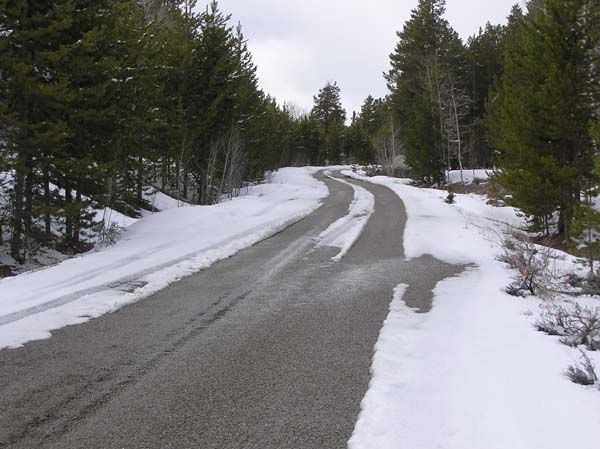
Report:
202,0,523,116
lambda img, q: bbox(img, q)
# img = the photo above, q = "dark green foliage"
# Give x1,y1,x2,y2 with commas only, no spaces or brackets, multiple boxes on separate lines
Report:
311,81,346,164
466,22,505,167
0,0,334,265
344,96,387,164
0,0,76,259
487,0,599,239
572,194,600,276
385,0,465,185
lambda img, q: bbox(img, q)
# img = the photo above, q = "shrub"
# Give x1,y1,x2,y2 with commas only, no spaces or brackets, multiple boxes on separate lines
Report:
498,230,557,298
535,302,600,351
584,273,600,296
565,350,598,387
95,222,123,249
445,185,456,204
364,165,384,177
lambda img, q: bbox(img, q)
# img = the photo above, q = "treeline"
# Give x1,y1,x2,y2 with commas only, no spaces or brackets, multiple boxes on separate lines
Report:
345,2,509,180
0,0,347,264
3,0,598,266
356,0,599,248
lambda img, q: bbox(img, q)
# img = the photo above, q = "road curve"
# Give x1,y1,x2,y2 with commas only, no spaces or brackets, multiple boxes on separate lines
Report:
0,172,461,449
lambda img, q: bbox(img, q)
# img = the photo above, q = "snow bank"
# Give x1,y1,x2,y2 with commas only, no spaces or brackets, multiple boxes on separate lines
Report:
447,169,491,184
143,188,190,212
344,170,600,449
316,175,374,261
94,207,139,228
0,167,327,349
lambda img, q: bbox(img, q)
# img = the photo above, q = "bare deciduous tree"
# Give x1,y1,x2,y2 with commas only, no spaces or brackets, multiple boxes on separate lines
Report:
373,113,401,177
441,75,471,184
202,127,246,205
497,229,559,298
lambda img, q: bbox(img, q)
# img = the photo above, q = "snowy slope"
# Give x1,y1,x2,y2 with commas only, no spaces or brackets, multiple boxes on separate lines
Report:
447,168,491,184
0,168,327,349
344,171,600,449
143,188,190,212
93,207,139,228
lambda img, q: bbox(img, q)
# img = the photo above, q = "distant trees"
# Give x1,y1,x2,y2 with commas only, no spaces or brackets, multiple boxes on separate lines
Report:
378,0,599,246
310,82,346,165
344,96,387,164
465,22,505,168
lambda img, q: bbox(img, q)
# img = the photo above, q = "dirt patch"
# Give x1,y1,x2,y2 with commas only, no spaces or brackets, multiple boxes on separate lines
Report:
532,234,570,253
0,265,15,278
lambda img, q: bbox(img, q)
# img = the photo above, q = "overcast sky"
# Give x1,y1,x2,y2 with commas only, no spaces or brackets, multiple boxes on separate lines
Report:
202,0,522,116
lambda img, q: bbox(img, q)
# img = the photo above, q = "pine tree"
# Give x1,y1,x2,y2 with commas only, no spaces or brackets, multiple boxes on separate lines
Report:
572,190,600,277
156,1,199,200
188,1,240,203
56,0,164,246
466,22,505,167
386,0,465,184
311,81,346,164
348,95,386,163
487,0,598,238
0,0,341,267
230,23,263,181
293,112,322,166
340,112,361,164
0,0,74,261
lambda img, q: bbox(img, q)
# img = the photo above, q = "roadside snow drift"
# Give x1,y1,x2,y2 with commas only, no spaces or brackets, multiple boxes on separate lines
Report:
344,170,600,449
316,175,374,261
0,168,327,349
447,168,491,184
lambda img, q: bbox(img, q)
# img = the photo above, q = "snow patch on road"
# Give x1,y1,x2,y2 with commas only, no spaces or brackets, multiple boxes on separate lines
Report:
348,283,410,449
316,175,374,261
345,170,600,449
0,167,327,349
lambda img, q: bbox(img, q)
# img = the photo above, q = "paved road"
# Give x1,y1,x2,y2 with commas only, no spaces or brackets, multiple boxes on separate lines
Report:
0,172,462,449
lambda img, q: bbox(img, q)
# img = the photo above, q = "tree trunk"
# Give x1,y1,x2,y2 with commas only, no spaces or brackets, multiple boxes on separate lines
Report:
137,156,143,204
166,157,171,190
161,156,167,191
10,165,25,262
557,210,565,237
174,157,180,194
73,183,82,244
24,155,34,237
450,83,464,184
183,168,188,200
44,165,51,238
65,182,73,245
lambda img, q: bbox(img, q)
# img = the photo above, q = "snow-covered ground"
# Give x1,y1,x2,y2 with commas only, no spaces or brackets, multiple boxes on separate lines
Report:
142,187,190,213
447,168,491,184
0,167,327,349
344,170,600,449
316,174,374,261
0,172,142,273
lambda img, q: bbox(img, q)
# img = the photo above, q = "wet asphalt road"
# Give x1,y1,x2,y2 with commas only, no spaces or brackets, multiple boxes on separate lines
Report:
0,172,462,449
